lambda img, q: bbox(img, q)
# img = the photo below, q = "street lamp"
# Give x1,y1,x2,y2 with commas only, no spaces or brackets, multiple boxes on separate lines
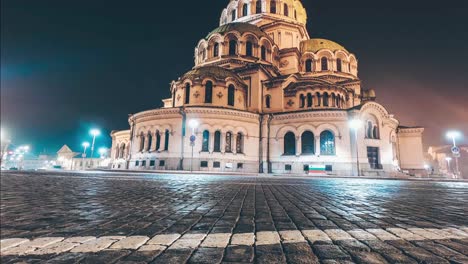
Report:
98,147,108,158
446,130,462,178
82,142,90,157
188,119,199,172
349,119,363,176
89,129,101,158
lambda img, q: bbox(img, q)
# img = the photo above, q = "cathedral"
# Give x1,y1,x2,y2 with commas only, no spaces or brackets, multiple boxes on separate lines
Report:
110,0,425,176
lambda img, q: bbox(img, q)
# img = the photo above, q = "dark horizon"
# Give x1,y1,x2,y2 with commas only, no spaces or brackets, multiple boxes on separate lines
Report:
2,0,468,156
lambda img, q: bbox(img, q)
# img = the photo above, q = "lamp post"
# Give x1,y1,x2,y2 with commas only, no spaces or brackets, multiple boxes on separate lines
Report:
349,119,363,176
82,142,90,169
99,147,108,159
446,131,462,178
445,157,452,177
90,129,101,158
188,119,199,173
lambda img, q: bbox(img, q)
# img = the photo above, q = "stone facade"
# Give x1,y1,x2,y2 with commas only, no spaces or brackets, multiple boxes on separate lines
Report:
110,0,425,176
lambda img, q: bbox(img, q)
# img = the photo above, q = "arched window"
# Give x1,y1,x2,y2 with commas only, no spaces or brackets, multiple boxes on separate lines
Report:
336,58,342,72
265,95,271,108
229,40,237,55
228,85,235,106
164,130,170,150
305,59,313,72
320,130,335,155
331,93,336,107
316,92,321,106
139,132,145,152
270,0,277,14
213,43,219,57
225,132,232,152
301,131,315,154
115,145,120,159
231,10,236,21
261,45,267,60
299,94,305,108
242,3,249,17
202,48,207,60
284,4,289,16
155,130,161,150
366,121,373,139
246,41,253,56
120,143,126,158
294,10,297,19
202,130,210,152
323,92,329,107
205,81,213,103
185,83,191,104
214,131,221,152
236,133,244,153
284,132,296,155
256,0,262,13
147,132,153,151
321,57,328,71
307,93,313,107
336,95,340,108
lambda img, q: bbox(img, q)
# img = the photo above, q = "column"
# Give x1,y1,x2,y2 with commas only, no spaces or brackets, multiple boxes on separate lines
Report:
150,132,157,151
233,134,237,154
143,135,149,153
315,136,321,156
209,132,215,153
296,136,301,156
220,132,225,154
160,132,166,151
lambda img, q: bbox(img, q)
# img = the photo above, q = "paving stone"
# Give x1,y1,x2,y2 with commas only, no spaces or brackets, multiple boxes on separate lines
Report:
385,228,424,241
63,236,96,243
151,248,193,263
223,245,254,262
324,229,354,241
406,228,441,239
279,230,306,243
348,229,378,241
188,247,224,264
255,244,287,264
0,238,30,251
335,239,370,252
169,234,206,249
200,233,231,248
147,234,181,246
301,230,332,244
347,251,389,264
366,229,399,241
282,242,319,264
230,233,255,246
79,249,131,263
70,237,123,253
313,244,352,260
109,236,149,249
32,241,79,255
44,252,86,263
256,231,281,246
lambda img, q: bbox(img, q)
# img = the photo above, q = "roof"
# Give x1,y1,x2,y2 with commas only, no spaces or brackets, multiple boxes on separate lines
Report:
181,66,245,85
301,38,348,53
206,22,269,39
57,145,73,154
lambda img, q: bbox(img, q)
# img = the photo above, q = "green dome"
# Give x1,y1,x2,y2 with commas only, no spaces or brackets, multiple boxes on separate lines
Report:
301,38,349,53
181,66,244,84
206,22,269,39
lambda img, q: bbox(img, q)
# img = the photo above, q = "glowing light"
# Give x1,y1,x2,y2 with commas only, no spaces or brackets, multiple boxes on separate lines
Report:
445,157,452,162
349,119,363,130
98,147,107,155
189,119,199,129
446,131,462,140
82,142,90,148
90,129,101,137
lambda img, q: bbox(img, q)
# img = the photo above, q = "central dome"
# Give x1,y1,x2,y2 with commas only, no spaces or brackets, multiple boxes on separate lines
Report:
207,22,268,39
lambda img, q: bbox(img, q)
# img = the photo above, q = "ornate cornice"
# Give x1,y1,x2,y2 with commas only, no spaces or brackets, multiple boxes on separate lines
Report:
273,110,348,121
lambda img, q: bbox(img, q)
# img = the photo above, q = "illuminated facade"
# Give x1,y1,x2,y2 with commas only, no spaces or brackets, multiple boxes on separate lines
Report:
110,0,425,176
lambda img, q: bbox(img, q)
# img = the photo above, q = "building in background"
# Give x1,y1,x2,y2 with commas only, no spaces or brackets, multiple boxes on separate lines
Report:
56,145,111,170
427,145,467,179
109,0,426,176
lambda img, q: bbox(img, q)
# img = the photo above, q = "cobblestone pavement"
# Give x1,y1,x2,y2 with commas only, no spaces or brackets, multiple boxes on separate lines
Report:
1,171,468,263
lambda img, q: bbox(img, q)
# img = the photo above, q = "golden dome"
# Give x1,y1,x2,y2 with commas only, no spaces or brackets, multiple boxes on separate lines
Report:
301,38,348,53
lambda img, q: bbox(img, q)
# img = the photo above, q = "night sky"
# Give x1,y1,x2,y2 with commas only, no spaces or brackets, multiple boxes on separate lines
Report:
1,0,468,155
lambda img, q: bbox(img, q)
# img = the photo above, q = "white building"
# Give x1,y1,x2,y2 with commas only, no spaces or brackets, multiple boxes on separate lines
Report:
110,0,425,176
